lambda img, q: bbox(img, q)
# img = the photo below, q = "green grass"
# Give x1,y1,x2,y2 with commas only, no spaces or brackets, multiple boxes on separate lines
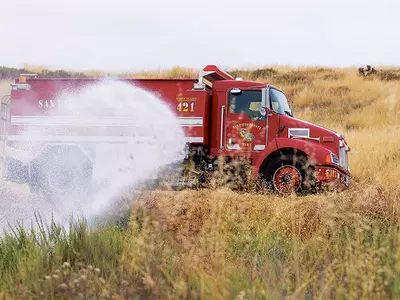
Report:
0,214,126,299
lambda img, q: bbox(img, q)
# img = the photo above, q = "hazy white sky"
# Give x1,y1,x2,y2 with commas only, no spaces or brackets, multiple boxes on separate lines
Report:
1,0,400,72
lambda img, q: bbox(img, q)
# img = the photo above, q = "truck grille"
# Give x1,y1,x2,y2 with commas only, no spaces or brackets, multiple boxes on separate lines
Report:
339,145,348,170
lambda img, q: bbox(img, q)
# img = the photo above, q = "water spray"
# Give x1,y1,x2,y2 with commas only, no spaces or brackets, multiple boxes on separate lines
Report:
0,79,187,233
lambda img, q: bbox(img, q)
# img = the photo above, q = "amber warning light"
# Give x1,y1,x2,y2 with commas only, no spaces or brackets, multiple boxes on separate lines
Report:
10,74,37,91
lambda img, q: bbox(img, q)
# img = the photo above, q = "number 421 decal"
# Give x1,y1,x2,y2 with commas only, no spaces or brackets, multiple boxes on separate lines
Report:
177,102,195,112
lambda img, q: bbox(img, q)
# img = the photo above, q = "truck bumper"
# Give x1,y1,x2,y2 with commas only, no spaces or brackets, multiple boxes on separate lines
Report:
314,166,350,191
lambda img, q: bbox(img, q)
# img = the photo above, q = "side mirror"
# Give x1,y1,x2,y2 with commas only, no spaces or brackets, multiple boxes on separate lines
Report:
289,104,294,117
259,107,266,116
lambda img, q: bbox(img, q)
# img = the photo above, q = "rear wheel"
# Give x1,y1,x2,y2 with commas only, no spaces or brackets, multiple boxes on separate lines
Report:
30,145,93,200
261,153,314,195
43,157,92,196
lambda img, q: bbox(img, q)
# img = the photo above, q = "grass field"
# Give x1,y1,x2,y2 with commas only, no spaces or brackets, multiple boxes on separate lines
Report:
1,66,400,299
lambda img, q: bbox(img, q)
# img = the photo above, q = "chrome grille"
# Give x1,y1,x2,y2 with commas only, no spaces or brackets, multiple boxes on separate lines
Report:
339,145,348,170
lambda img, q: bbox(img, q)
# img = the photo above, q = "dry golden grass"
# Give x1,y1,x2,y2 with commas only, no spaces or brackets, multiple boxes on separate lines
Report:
120,186,398,299
118,65,400,299
122,66,198,79
104,65,400,299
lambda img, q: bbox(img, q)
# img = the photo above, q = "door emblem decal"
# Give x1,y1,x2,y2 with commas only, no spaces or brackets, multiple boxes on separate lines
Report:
239,128,255,142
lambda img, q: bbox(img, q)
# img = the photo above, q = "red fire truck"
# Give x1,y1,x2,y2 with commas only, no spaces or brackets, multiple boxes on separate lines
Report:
0,65,350,196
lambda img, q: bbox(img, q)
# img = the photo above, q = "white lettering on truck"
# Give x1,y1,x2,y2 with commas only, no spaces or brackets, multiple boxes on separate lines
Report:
37,99,70,109
38,100,57,108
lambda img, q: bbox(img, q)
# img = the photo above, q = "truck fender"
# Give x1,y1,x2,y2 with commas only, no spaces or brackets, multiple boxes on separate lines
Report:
252,137,333,179
251,140,278,179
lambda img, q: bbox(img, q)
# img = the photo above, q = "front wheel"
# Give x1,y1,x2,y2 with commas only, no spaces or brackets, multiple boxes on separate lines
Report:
261,154,315,195
272,164,303,194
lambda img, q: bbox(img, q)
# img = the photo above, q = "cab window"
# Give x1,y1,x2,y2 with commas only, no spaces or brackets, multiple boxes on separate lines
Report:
269,88,291,115
229,90,264,121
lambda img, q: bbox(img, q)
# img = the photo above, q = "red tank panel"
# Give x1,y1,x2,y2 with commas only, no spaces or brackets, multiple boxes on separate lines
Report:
8,78,210,145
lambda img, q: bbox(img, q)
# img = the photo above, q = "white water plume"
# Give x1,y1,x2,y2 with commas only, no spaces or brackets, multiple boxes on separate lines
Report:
0,79,187,232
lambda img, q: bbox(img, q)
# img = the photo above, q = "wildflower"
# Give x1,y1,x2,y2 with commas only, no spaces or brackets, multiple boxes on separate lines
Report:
94,268,100,274
235,291,246,300
52,274,59,279
44,275,51,280
63,262,71,268
80,275,87,281
59,283,68,290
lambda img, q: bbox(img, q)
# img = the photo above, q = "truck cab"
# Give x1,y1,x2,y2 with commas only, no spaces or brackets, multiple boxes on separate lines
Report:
189,66,350,194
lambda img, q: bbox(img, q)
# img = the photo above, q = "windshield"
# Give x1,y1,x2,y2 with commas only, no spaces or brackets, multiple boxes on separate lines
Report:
269,88,291,116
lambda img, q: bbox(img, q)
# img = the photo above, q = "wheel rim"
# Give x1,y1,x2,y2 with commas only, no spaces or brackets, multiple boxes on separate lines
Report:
47,167,76,193
273,165,302,194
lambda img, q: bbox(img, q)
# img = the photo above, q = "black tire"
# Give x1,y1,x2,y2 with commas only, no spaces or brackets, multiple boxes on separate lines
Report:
261,153,315,195
30,145,93,199
43,157,92,196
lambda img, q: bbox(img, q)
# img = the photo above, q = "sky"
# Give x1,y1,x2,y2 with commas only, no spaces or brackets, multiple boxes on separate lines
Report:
1,0,400,72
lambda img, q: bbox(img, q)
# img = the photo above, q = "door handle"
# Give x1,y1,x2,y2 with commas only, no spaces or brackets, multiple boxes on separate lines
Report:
220,105,225,150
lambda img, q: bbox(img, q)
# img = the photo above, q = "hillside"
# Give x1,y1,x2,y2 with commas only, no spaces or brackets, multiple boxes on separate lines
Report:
0,65,400,299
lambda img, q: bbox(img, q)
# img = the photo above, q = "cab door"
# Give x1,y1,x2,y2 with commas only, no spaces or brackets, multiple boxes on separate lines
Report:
224,88,267,152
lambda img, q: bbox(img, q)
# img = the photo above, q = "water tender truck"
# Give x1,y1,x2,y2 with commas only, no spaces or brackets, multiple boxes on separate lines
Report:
0,65,350,196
